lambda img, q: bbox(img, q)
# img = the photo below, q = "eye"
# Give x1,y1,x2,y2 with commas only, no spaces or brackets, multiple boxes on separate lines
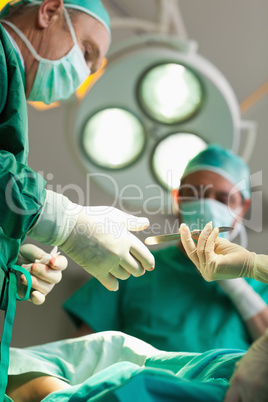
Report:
218,196,229,205
179,186,200,200
83,44,93,61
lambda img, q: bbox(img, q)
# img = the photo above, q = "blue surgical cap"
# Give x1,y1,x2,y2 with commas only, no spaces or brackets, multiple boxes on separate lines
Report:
63,0,110,35
181,144,251,199
0,0,110,36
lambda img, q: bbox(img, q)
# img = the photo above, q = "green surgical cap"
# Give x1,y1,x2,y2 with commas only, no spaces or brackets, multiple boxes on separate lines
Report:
0,0,110,36
181,144,251,199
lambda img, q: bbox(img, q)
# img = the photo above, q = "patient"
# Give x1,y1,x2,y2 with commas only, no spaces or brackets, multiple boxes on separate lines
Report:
64,144,268,352
6,330,243,402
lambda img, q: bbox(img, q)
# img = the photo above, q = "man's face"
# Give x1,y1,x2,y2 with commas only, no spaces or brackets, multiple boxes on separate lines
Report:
70,12,110,74
178,170,246,221
40,11,110,73
25,9,110,97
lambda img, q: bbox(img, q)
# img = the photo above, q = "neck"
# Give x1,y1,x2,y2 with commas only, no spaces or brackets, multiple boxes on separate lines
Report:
2,14,40,97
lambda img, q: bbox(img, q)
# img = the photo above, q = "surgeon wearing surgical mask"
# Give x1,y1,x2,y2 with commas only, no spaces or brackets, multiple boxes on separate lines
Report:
178,147,268,402
174,144,268,341
174,143,251,245
63,144,268,363
0,0,154,397
0,0,154,298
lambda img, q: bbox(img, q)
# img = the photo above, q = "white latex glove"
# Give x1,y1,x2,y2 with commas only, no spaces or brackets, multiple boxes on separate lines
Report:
16,244,68,305
27,192,155,291
179,221,268,283
59,206,155,291
224,329,268,402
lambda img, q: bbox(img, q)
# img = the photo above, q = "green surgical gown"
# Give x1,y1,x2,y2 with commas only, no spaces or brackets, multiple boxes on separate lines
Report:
64,245,268,353
0,22,46,273
0,23,46,397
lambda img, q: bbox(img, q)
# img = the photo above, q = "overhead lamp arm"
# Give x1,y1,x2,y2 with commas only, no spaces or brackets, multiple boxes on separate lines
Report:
110,0,188,39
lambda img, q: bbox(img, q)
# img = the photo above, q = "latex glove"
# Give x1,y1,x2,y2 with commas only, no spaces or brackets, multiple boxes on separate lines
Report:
59,206,155,291
179,221,256,281
224,329,268,401
180,221,268,284
26,191,155,290
17,244,68,305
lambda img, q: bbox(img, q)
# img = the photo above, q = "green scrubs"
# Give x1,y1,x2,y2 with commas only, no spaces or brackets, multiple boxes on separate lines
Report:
64,245,268,353
7,331,244,401
0,23,46,397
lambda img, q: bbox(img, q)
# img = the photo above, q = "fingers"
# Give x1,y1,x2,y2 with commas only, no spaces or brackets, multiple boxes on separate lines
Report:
179,223,199,267
196,222,213,266
19,260,64,303
120,253,146,277
96,273,119,292
49,255,68,270
19,244,47,263
29,291,46,305
23,263,64,284
126,216,150,232
204,226,219,259
129,233,155,271
20,273,55,295
110,265,131,280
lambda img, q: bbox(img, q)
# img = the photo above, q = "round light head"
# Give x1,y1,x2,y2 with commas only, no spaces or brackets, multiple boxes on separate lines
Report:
138,63,204,124
82,108,146,169
152,133,207,189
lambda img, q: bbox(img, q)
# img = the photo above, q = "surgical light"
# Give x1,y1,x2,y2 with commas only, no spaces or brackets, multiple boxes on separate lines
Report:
138,63,203,124
152,133,207,190
68,34,249,212
66,0,256,213
82,108,145,169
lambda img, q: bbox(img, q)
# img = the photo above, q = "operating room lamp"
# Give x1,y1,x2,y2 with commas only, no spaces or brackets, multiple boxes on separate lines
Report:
66,0,256,213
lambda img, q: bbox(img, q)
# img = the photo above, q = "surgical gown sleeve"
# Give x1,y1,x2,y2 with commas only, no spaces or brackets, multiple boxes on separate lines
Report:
0,24,46,241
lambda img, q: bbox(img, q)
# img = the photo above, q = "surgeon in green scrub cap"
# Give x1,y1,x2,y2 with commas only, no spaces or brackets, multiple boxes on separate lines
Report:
0,0,154,397
63,143,268,360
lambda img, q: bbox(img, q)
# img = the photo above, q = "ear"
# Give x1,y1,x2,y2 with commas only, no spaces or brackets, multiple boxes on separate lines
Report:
239,198,251,218
38,0,64,28
171,188,180,215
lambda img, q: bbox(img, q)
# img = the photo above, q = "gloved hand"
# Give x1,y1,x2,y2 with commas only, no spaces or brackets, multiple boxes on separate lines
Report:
224,329,268,401
27,191,155,291
59,206,155,290
17,244,68,305
179,221,268,283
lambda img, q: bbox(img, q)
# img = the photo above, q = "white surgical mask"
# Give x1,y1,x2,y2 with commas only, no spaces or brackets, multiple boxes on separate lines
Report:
180,199,238,239
1,8,90,104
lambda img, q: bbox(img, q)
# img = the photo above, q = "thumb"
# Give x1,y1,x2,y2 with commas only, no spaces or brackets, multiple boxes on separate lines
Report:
125,216,150,231
205,227,219,259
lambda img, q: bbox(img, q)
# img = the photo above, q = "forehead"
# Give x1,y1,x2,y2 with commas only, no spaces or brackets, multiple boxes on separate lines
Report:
73,11,110,50
181,170,234,191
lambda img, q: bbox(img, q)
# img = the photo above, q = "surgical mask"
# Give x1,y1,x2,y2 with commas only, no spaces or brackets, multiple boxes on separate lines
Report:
1,8,90,104
180,199,238,239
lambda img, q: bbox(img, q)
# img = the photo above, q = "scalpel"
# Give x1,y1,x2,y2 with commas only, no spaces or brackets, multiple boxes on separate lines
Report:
145,227,234,245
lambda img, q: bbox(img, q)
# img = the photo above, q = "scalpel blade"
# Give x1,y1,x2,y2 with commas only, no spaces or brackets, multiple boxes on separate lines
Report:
145,227,234,245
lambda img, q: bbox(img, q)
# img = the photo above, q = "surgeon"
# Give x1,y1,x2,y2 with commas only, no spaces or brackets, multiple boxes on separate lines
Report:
179,200,268,401
0,0,154,397
64,144,268,352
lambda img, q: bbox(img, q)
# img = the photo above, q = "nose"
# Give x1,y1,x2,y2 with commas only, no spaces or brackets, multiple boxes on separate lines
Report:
203,190,216,200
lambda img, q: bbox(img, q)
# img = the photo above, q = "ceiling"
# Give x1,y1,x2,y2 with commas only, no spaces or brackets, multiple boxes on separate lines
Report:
101,0,268,247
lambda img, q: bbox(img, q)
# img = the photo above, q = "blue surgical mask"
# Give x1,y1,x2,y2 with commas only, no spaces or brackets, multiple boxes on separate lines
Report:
1,8,90,104
180,199,237,238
